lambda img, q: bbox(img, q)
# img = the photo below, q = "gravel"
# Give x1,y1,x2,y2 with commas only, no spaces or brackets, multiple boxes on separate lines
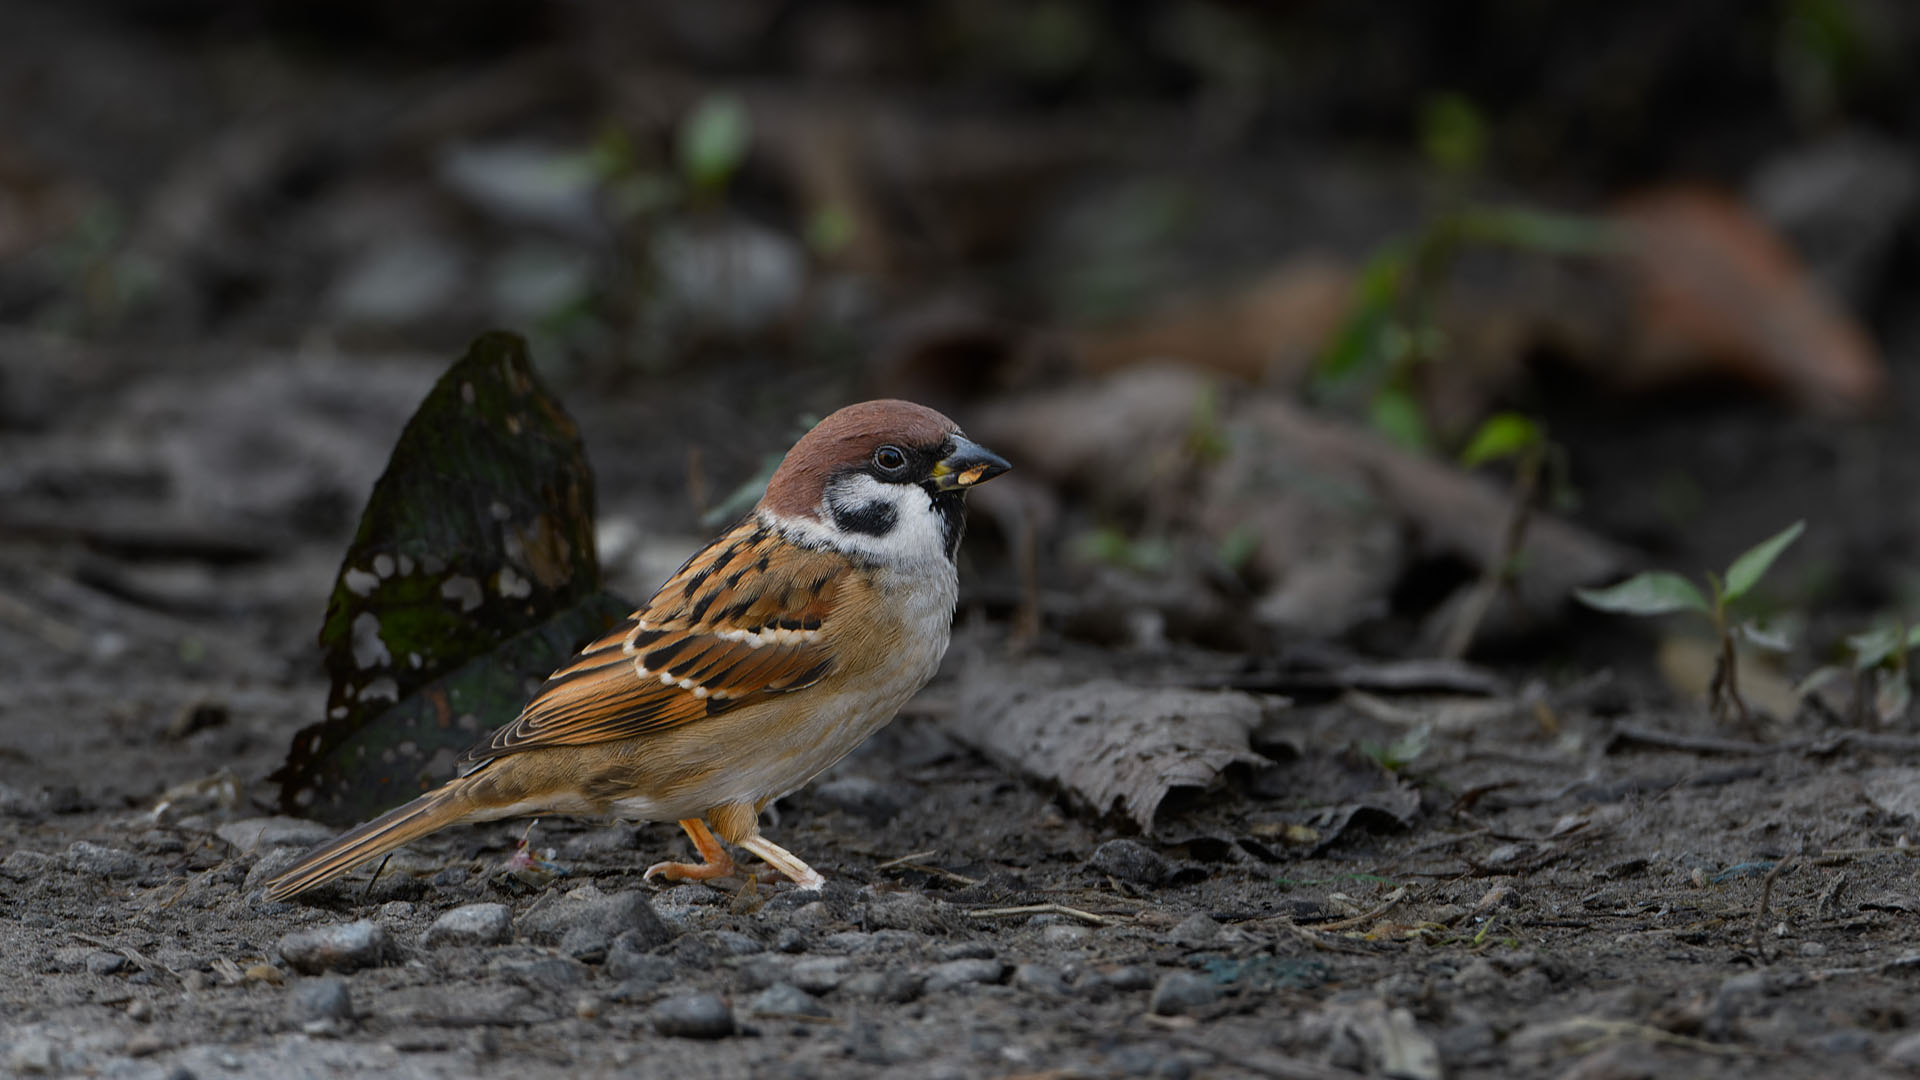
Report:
277,921,391,974
424,902,514,947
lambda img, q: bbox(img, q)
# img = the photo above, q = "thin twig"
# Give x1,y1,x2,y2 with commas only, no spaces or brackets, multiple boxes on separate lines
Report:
1749,854,1794,955
1311,886,1410,933
968,902,1111,926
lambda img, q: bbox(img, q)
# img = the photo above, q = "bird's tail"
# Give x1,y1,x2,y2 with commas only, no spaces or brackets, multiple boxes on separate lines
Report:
263,782,475,902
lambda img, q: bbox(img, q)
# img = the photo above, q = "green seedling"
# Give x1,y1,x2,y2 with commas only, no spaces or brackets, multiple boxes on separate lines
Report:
1438,412,1577,658
1801,619,1920,726
1576,520,1805,725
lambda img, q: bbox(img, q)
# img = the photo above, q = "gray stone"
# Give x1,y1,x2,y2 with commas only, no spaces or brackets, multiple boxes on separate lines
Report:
774,928,809,953
243,848,308,896
86,951,127,976
840,969,924,1003
750,982,829,1018
6,1035,58,1075
1040,923,1091,947
1887,1031,1920,1069
425,903,513,948
65,841,142,878
651,993,735,1039
490,952,590,994
713,930,764,955
277,921,391,974
0,850,57,881
606,933,675,986
860,889,954,933
1089,838,1170,886
1818,1029,1873,1055
923,958,1010,994
1150,972,1219,1016
1168,913,1220,945
214,817,334,855
1103,966,1157,992
1012,964,1069,996
938,941,996,961
286,976,354,1025
560,925,609,964
789,956,850,994
517,888,670,949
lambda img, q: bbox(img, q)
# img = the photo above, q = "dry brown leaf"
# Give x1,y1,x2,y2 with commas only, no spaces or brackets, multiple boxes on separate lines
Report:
1074,255,1353,384
1615,186,1886,415
977,367,1624,640
944,656,1266,833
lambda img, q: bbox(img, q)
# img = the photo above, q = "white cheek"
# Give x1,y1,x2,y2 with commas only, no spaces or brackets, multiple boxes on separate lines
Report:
768,475,950,567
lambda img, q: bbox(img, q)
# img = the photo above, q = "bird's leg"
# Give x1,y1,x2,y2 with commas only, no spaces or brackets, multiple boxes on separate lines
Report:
706,801,827,890
739,834,827,890
644,818,737,882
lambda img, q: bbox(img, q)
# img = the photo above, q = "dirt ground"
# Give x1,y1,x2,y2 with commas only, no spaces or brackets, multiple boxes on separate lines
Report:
9,3,1920,1079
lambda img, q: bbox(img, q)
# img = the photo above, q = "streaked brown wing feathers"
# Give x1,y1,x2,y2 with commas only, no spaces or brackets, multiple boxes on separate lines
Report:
468,519,846,762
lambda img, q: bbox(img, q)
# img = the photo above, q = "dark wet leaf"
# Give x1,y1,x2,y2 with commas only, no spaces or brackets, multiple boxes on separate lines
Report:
274,331,629,824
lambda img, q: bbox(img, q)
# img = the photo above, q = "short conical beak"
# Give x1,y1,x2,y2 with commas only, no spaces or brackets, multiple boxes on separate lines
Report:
929,435,1011,492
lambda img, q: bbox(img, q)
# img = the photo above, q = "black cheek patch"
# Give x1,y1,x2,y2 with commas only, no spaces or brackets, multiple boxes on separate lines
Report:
831,499,898,537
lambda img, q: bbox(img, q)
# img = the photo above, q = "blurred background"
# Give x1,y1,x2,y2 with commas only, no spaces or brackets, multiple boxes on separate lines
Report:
5,0,1920,722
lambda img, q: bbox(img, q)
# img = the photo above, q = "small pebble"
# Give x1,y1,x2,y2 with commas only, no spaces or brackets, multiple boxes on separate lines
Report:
425,903,514,948
1167,913,1219,945
1150,972,1219,1016
87,951,127,976
1012,964,1069,996
379,901,416,920
7,1035,58,1075
606,935,675,987
651,993,735,1039
278,921,390,974
286,976,354,1025
65,840,142,879
126,998,153,1022
1886,1031,1920,1068
751,982,829,1018
775,928,809,953
1040,924,1091,947
790,956,850,994
922,958,1010,994
0,850,58,881
1103,966,1157,992
840,969,923,1003
518,888,670,949
560,925,610,964
713,930,764,955
938,941,996,961
1089,839,1170,886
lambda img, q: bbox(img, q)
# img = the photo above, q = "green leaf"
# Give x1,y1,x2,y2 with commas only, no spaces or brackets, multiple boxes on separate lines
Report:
1575,572,1711,617
1368,386,1432,453
1847,624,1905,670
1458,412,1544,468
1721,520,1805,603
678,94,751,193
1737,618,1794,653
273,331,629,824
1419,93,1485,175
1314,244,1408,388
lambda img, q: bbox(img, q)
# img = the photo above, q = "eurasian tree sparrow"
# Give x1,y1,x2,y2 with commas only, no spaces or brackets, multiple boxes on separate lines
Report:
266,399,1009,900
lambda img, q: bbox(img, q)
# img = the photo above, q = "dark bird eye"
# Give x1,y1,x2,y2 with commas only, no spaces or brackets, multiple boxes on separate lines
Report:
873,445,908,474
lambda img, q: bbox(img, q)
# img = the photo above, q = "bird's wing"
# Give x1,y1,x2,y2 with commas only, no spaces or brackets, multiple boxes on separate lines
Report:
464,516,849,764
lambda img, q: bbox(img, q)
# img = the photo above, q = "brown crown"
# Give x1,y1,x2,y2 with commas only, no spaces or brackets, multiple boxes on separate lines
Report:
760,400,959,518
